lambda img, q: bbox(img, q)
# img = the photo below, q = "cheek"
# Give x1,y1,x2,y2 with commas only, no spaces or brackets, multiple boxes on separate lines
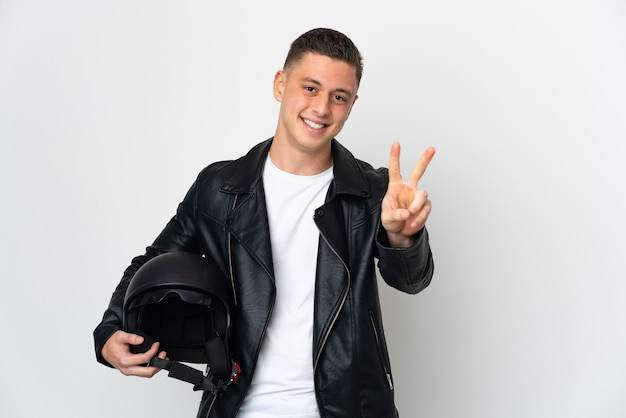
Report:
282,91,305,110
292,93,311,108
333,107,352,123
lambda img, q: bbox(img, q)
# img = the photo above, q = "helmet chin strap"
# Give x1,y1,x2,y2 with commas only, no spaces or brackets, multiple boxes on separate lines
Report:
149,355,241,393
134,331,241,393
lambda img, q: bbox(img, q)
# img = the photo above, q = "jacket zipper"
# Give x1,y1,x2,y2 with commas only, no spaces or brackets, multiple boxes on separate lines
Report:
227,195,239,308
205,392,218,418
206,196,239,418
313,230,351,376
368,309,394,391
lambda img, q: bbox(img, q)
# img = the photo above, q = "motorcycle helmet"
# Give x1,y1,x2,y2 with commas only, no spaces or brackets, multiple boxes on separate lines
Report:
123,251,240,392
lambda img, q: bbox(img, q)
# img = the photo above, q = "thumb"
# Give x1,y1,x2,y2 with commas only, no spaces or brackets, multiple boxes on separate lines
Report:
115,330,144,345
115,330,153,352
128,333,145,345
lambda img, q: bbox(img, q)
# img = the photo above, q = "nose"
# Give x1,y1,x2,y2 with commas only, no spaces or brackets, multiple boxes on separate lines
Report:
311,95,331,116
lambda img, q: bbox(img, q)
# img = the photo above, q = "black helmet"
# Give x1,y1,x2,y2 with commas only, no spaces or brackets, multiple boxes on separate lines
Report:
123,251,240,392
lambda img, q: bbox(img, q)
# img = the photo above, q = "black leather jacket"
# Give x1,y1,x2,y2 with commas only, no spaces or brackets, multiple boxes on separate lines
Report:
94,138,434,418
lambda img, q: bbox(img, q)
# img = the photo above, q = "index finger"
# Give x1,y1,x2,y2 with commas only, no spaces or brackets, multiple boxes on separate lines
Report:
387,141,403,182
408,147,436,187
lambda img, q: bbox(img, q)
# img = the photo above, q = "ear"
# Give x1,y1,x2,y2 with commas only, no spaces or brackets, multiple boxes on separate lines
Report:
273,70,285,102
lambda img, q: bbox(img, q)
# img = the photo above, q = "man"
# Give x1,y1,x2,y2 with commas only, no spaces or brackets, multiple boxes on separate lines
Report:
94,28,435,417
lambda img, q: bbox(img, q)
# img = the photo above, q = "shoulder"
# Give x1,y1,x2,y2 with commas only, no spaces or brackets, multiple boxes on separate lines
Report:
332,140,389,199
194,138,272,190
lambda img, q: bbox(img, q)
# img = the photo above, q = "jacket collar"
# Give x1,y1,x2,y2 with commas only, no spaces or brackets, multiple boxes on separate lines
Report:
220,138,372,198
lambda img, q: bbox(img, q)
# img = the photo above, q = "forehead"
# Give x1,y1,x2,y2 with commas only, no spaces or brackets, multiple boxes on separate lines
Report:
286,53,359,93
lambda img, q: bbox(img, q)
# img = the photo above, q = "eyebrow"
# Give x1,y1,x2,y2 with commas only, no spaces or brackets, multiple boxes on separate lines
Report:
300,77,355,97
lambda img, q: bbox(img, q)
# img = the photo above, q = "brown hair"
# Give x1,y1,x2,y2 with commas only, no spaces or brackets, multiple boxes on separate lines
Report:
283,28,364,85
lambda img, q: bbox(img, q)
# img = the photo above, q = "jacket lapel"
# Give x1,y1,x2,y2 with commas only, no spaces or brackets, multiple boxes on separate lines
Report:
312,195,350,356
224,183,274,280
219,139,275,280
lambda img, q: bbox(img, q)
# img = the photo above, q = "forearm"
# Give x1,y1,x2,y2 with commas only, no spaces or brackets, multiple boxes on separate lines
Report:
376,225,434,294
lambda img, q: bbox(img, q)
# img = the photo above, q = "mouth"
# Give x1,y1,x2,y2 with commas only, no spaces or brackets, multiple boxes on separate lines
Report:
302,118,328,130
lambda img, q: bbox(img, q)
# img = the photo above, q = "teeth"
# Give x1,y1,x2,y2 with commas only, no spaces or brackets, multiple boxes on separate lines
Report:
304,119,325,129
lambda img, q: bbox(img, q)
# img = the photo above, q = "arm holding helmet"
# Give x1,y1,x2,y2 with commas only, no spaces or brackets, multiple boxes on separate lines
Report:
94,177,202,377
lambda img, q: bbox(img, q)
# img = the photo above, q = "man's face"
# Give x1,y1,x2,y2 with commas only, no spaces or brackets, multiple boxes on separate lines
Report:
273,52,359,156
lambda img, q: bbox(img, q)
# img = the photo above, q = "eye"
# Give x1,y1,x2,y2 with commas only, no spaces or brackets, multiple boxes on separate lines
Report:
333,95,347,103
304,86,316,93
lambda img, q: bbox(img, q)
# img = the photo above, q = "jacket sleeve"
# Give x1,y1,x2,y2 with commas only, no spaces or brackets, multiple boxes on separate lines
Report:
375,224,434,295
92,178,201,367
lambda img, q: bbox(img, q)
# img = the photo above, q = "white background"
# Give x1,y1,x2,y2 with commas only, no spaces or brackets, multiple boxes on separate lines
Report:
1,1,625,417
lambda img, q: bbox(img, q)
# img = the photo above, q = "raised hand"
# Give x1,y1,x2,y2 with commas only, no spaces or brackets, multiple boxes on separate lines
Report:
381,142,435,247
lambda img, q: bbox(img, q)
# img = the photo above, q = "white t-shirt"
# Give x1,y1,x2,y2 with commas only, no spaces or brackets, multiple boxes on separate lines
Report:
236,156,333,418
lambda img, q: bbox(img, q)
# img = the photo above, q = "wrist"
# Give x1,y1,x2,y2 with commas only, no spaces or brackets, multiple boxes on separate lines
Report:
386,231,416,248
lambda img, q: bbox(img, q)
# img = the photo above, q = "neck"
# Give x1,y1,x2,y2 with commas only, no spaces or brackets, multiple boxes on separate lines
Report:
268,139,333,176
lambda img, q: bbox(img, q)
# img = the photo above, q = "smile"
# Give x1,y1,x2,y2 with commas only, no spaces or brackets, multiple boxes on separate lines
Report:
303,118,327,129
